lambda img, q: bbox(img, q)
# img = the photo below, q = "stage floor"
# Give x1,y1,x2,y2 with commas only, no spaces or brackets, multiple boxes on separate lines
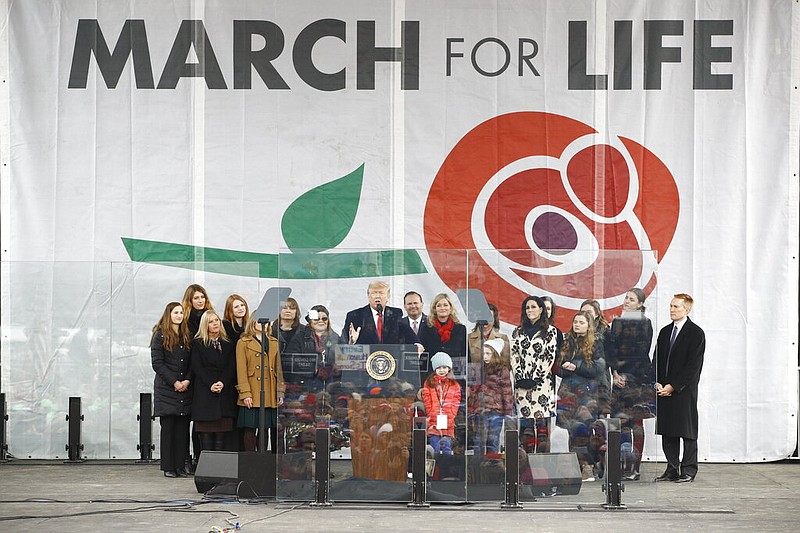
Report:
0,461,798,532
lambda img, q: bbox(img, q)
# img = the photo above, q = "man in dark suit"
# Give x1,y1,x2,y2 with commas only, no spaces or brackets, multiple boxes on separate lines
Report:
654,293,705,483
402,291,427,336
342,281,420,346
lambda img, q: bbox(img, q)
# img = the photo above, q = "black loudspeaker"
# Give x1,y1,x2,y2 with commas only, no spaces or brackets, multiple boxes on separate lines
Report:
525,452,582,496
194,451,276,498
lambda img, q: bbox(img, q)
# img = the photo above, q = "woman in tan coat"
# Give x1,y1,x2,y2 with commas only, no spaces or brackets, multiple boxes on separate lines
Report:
467,303,510,366
236,317,285,452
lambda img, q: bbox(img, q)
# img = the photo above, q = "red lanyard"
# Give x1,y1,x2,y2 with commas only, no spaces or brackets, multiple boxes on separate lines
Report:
436,381,450,413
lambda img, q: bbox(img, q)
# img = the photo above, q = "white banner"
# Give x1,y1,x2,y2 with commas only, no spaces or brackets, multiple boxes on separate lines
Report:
0,0,797,462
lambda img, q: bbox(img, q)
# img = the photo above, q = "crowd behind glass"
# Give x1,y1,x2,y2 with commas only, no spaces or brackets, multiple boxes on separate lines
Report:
150,282,654,483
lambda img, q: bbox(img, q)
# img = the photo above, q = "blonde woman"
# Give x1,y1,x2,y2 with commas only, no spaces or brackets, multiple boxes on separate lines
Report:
191,310,236,452
418,293,467,364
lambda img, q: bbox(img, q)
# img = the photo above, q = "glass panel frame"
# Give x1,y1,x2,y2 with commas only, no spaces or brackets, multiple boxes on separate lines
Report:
0,251,660,507
273,247,660,507
463,248,659,506
0,260,260,459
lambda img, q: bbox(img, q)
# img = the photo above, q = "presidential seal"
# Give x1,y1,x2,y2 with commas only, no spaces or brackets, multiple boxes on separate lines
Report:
365,350,396,381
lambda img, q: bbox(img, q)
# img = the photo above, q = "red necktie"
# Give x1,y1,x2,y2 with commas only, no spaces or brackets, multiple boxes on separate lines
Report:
377,311,383,342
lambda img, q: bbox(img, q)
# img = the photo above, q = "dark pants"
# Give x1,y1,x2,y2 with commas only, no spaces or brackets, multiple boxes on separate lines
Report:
662,435,698,477
159,415,190,472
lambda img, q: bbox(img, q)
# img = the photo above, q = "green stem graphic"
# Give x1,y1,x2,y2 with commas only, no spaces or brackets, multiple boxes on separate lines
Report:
121,237,427,279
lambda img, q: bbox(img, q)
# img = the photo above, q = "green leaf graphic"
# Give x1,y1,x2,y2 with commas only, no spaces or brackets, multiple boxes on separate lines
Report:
281,164,364,252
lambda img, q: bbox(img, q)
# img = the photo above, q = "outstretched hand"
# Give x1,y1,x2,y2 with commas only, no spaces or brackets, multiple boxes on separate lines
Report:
349,323,361,344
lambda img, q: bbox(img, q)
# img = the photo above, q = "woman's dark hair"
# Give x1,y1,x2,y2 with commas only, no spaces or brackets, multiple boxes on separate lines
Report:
151,301,190,352
541,295,557,320
516,295,549,335
580,299,609,330
488,303,500,330
306,304,332,332
628,288,647,312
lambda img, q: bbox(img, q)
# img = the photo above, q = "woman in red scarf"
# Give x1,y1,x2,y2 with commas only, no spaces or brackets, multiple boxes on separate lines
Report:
419,293,468,377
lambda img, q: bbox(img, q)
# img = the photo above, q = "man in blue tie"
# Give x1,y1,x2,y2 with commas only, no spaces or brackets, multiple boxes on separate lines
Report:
654,293,706,483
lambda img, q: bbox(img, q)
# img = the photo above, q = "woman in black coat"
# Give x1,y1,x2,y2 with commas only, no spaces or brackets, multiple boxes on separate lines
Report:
182,283,213,338
418,293,468,449
191,310,237,452
605,288,654,480
285,305,341,390
271,296,304,357
150,302,192,478
222,293,249,346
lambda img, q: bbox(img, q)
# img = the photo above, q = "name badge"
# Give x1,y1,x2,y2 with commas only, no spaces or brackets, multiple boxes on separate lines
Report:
436,413,448,430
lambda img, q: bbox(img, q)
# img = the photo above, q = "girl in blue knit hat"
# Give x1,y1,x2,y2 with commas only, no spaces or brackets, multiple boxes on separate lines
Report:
422,351,462,455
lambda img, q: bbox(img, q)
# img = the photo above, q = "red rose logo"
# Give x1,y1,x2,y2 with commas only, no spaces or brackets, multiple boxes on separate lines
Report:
424,112,679,330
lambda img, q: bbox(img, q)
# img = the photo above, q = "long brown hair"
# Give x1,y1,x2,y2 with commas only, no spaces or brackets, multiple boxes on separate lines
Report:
280,297,302,329
558,311,596,367
181,284,213,319
580,299,609,330
152,302,190,352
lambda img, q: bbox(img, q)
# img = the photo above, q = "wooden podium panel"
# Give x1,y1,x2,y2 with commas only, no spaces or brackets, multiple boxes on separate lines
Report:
348,397,412,482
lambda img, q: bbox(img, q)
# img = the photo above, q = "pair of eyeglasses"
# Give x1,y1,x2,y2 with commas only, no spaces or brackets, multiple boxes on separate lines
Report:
313,316,329,322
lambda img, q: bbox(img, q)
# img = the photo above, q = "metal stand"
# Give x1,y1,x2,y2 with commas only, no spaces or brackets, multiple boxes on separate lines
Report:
136,393,156,463
407,421,429,508
250,287,291,456
257,318,270,454
311,427,332,507
601,417,626,509
65,396,85,463
0,393,9,463
501,428,524,508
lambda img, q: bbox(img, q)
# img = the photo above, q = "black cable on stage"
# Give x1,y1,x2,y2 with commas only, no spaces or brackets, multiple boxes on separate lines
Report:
0,498,206,504
0,501,242,522
232,502,305,527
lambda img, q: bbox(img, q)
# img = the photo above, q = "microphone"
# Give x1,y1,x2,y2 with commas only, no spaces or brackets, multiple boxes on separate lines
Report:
376,303,383,315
